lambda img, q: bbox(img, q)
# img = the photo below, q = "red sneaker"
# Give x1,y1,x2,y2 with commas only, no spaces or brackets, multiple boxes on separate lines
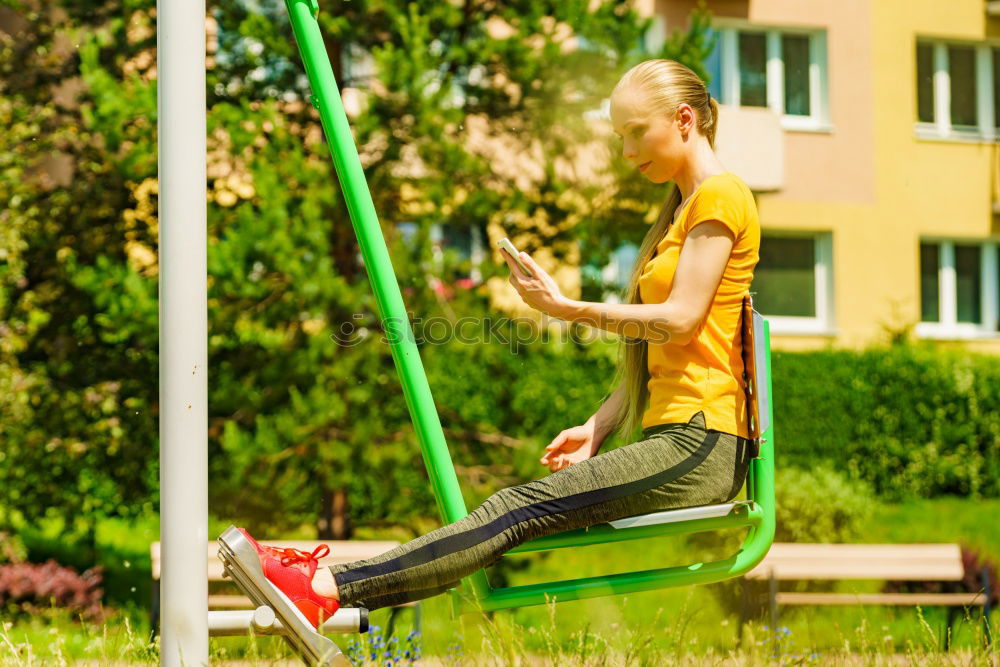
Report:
237,528,340,629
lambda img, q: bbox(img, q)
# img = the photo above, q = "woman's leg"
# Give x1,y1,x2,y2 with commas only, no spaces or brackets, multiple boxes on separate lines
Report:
328,411,750,610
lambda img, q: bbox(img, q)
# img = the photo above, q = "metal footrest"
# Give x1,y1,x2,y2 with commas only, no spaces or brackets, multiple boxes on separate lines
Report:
208,606,369,636
217,525,351,665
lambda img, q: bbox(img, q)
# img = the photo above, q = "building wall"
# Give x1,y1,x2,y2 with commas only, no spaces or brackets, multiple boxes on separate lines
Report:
659,0,1000,351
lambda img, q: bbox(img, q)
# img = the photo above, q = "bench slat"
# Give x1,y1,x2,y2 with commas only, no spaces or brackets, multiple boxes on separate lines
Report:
745,543,964,581
776,592,986,606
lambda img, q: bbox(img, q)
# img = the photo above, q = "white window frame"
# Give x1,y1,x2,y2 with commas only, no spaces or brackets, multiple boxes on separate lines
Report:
341,42,376,88
393,221,485,284
599,241,640,303
756,231,836,336
713,22,831,132
914,39,998,142
430,222,486,283
916,239,1000,340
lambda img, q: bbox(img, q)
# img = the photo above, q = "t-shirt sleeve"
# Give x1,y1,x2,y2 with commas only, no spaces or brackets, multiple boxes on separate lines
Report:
681,177,746,240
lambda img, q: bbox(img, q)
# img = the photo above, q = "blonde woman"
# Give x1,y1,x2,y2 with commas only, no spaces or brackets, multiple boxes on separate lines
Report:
233,59,761,628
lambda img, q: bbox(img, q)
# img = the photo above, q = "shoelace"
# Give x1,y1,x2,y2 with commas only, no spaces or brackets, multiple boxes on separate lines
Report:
278,544,330,568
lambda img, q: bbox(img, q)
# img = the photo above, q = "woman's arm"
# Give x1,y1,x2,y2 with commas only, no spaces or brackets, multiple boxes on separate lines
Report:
587,383,626,446
553,221,735,346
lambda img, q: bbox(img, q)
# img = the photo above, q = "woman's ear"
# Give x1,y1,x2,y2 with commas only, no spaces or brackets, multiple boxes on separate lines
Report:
675,103,696,137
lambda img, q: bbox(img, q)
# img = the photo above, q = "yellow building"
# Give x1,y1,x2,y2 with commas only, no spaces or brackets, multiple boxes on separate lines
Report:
392,1,1000,351
632,0,1000,351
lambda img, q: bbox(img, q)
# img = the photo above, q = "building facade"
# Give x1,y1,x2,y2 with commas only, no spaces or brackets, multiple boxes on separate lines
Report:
645,0,1000,351
396,1,1000,352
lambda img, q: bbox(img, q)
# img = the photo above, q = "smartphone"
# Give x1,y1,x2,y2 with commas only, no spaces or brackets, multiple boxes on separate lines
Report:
497,237,534,277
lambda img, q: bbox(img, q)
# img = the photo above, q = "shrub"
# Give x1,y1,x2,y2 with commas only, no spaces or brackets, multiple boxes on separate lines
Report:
0,532,27,565
774,465,877,544
0,560,106,621
772,345,1000,499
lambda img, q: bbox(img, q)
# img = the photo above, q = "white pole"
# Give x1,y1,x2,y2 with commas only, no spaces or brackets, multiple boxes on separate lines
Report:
157,0,208,664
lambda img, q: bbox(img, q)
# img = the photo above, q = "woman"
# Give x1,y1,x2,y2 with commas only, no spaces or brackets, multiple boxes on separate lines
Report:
235,58,761,629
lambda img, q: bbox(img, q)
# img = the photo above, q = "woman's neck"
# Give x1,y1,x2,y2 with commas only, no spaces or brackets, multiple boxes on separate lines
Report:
673,139,728,202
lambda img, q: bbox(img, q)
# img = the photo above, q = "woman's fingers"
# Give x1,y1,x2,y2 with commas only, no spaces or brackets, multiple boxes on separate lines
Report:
541,433,567,464
502,249,528,281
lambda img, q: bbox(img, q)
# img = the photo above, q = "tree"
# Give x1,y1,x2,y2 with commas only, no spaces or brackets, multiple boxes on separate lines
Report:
0,0,716,544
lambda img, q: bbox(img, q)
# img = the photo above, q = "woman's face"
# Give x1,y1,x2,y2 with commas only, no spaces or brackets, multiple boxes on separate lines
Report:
610,86,689,185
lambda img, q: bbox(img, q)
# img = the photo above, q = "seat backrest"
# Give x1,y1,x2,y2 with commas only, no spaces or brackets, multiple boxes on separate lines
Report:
740,293,770,442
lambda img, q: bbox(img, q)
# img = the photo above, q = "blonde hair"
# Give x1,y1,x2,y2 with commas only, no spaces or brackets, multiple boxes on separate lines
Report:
605,59,720,442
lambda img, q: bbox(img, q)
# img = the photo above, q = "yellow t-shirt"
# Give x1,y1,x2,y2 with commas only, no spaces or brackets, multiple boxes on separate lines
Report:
637,172,760,437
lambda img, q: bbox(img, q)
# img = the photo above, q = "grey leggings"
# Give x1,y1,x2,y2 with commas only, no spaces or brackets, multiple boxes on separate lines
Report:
329,411,751,610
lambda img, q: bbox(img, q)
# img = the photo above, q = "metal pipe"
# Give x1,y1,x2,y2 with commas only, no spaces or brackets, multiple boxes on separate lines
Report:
208,607,369,636
157,0,208,663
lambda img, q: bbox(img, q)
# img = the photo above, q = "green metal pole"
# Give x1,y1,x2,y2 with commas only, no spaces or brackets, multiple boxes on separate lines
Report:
282,0,468,528
282,0,775,615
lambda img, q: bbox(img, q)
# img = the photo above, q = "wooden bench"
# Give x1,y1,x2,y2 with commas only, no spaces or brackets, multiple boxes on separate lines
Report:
150,539,421,638
740,543,993,648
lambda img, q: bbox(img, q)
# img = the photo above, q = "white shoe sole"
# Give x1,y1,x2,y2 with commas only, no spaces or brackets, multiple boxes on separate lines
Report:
217,525,350,666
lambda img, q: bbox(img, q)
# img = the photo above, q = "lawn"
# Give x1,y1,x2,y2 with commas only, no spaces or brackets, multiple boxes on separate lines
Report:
2,498,997,664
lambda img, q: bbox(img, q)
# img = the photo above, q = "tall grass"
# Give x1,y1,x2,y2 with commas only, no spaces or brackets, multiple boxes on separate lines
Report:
1,595,995,666
3,499,998,664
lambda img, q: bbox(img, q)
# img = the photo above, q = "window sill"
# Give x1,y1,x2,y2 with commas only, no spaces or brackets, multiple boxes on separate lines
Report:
771,328,838,337
764,316,837,336
781,117,834,134
913,124,998,144
915,323,1000,341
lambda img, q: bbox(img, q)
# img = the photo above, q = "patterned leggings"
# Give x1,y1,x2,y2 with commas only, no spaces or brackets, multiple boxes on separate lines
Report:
329,410,751,610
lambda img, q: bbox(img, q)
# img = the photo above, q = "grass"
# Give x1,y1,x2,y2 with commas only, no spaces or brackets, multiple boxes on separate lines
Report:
2,498,999,664
0,601,996,665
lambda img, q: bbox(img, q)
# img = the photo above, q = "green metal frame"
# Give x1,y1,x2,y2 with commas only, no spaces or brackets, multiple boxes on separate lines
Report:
281,0,775,617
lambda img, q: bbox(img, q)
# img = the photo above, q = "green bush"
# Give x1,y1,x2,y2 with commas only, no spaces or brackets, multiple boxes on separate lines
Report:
774,465,877,543
772,344,1000,499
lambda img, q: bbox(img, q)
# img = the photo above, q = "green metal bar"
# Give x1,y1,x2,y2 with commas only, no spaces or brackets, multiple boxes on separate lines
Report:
282,0,470,531
281,0,775,616
452,322,776,614
456,554,749,613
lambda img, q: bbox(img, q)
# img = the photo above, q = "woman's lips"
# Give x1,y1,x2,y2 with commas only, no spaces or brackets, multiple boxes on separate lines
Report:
639,161,652,173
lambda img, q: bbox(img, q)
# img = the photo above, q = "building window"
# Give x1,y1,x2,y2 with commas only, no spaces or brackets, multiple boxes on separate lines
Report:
917,240,999,339
596,242,640,303
397,221,486,285
710,24,829,131
738,32,768,107
751,231,834,335
916,43,935,123
949,46,978,128
782,34,812,117
341,42,376,87
914,39,999,140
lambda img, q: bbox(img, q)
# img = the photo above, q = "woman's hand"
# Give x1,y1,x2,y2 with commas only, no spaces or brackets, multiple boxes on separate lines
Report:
502,249,569,318
540,422,601,473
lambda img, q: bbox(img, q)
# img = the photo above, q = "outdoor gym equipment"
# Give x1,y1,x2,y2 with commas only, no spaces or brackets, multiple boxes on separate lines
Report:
217,0,776,662
156,0,775,664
